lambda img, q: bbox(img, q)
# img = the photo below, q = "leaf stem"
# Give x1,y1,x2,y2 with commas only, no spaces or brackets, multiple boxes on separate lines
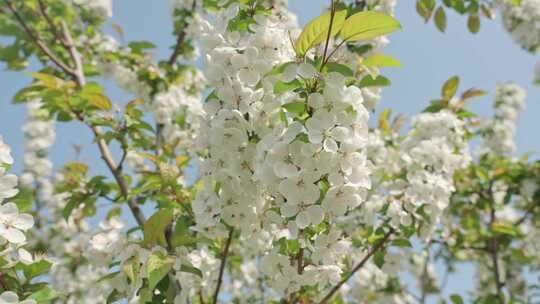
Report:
213,228,234,304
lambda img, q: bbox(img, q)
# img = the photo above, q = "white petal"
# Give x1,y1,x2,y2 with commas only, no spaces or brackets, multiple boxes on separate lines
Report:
281,64,298,82
281,203,299,218
3,227,25,244
18,248,33,265
0,291,19,303
296,210,310,229
13,214,34,231
323,138,338,153
308,93,324,108
298,63,317,79
273,162,298,179
306,205,324,226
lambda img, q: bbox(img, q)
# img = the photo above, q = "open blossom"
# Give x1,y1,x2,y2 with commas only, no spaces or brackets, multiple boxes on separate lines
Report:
0,203,34,244
0,292,36,304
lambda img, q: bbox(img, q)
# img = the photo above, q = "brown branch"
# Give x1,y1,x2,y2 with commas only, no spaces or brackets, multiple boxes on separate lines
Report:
57,17,147,228
37,0,67,47
320,0,336,72
3,0,75,76
168,0,197,65
212,228,234,304
318,228,394,304
488,202,505,303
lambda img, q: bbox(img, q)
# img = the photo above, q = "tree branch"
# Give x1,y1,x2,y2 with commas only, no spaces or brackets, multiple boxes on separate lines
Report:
3,0,75,76
168,0,197,65
487,184,505,303
318,228,395,304
37,0,67,47
212,228,234,304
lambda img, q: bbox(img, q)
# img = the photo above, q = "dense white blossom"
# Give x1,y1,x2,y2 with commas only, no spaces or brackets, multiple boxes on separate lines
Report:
497,0,540,51
480,82,526,156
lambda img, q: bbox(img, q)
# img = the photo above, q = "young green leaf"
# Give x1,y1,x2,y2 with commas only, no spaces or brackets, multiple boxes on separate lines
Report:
143,209,174,247
442,76,459,100
147,252,174,290
363,54,401,68
339,11,401,42
294,10,347,57
468,14,480,33
434,6,447,32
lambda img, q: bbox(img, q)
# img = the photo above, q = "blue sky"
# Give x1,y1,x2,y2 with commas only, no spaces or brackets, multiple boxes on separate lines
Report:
0,0,538,302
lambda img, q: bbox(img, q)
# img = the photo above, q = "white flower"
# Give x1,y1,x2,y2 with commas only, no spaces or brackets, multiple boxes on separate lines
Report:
0,291,36,304
0,136,13,165
0,203,34,244
0,174,18,201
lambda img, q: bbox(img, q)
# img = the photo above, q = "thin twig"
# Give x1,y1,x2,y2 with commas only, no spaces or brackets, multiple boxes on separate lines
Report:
168,0,197,65
3,0,75,76
58,18,147,227
318,228,395,304
320,0,336,72
37,0,67,47
488,186,505,303
212,228,234,304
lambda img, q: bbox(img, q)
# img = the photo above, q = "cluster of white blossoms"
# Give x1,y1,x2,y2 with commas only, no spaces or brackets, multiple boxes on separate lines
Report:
400,111,471,234
91,32,205,152
19,100,56,187
192,2,299,238
496,0,540,52
68,0,113,18
0,136,34,245
480,82,526,156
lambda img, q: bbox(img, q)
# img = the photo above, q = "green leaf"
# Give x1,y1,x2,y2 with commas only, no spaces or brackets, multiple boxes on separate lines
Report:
179,264,203,278
363,54,401,68
416,0,433,22
171,215,194,247
324,62,354,76
468,14,480,33
282,101,306,116
373,251,385,268
274,79,302,94
143,209,174,246
450,294,464,304
339,11,401,42
294,10,347,57
28,286,59,301
128,41,156,52
147,252,174,290
391,239,412,247
442,76,459,100
491,222,518,236
265,61,296,77
13,85,46,104
434,6,447,32
21,260,52,279
29,72,64,89
63,198,80,220
87,94,112,111
358,75,391,88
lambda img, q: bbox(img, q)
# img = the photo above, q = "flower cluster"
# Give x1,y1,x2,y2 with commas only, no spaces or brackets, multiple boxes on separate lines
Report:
480,82,526,156
0,136,34,245
496,0,540,52
19,100,56,187
69,0,113,18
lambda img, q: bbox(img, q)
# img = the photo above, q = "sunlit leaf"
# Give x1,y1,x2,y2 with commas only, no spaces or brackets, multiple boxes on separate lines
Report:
339,11,401,42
